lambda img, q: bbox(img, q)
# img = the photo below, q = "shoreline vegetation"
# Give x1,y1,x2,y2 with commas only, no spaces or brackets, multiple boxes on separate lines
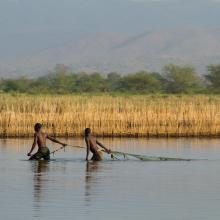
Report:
1,64,220,138
1,94,220,138
0,64,220,94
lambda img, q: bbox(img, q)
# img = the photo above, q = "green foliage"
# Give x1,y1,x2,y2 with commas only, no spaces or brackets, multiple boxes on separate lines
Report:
162,64,204,94
205,65,220,93
116,71,161,93
73,73,107,93
0,77,33,93
0,64,220,94
107,72,121,91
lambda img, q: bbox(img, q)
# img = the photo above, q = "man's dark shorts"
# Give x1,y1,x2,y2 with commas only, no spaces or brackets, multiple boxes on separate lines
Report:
91,151,103,161
29,147,50,161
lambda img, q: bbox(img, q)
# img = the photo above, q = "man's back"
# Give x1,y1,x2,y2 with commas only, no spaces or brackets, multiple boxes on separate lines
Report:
36,132,47,148
86,135,99,153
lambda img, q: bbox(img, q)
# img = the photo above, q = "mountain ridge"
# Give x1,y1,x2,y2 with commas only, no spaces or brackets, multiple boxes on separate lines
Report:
1,28,220,77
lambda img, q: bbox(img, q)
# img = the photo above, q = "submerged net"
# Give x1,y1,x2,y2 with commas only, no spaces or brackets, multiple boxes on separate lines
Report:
111,151,191,161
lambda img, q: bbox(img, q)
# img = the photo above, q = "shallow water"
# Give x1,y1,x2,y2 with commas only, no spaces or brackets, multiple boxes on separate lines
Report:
1,138,220,220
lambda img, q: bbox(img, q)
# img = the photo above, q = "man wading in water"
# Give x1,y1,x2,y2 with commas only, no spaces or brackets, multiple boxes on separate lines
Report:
27,123,66,160
85,128,111,161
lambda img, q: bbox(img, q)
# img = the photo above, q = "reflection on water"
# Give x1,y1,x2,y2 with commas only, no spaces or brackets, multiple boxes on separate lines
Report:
85,162,98,200
1,138,220,220
31,161,50,218
85,161,103,207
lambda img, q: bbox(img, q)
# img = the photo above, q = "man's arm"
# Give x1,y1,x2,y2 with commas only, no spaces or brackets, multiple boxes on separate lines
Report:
85,138,90,161
27,133,37,156
47,135,66,146
96,140,111,154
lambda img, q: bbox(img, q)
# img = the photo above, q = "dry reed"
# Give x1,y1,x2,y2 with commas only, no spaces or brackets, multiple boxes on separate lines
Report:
0,94,220,137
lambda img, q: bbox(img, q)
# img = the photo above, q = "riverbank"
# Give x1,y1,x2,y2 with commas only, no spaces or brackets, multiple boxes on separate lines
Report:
0,94,220,138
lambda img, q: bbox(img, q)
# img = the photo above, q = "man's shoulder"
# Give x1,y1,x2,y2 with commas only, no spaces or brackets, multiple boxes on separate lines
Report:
85,135,95,140
35,131,47,137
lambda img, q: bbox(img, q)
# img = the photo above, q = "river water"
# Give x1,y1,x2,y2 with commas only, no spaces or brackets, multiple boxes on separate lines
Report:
1,138,220,220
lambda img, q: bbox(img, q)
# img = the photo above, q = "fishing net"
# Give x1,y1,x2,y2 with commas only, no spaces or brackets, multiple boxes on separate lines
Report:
50,145,191,161
111,151,191,161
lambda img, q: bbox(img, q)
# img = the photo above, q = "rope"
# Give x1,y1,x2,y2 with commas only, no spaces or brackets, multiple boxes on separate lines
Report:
50,144,120,160
50,145,84,156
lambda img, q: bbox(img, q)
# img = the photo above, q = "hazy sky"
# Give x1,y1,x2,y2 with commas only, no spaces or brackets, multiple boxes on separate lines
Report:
0,0,220,58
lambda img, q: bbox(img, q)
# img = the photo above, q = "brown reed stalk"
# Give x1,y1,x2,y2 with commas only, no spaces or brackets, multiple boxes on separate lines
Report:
0,94,220,137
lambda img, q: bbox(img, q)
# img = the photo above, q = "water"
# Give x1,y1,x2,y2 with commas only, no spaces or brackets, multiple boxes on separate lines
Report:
1,138,220,220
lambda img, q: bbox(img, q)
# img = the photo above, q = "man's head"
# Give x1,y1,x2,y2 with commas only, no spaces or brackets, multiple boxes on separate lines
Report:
34,123,42,132
84,128,91,136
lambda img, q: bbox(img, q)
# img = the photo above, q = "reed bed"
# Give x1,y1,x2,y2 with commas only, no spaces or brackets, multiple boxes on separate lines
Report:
0,94,220,137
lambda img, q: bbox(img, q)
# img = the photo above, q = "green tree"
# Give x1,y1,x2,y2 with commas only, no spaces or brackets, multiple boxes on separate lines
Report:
205,65,220,93
35,65,73,93
117,71,161,93
1,77,32,93
162,64,203,94
73,72,107,93
106,72,121,91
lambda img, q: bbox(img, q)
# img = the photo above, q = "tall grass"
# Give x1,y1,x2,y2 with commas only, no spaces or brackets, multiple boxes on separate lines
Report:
0,94,220,137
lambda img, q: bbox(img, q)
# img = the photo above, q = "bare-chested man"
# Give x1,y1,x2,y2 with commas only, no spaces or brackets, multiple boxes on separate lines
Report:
27,123,66,160
85,128,111,161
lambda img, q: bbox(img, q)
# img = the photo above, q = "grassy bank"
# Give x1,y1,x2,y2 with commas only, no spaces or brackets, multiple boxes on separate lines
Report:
0,94,220,137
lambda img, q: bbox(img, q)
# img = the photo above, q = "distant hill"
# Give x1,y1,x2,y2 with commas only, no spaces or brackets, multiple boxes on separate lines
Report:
1,0,220,77
1,28,220,77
